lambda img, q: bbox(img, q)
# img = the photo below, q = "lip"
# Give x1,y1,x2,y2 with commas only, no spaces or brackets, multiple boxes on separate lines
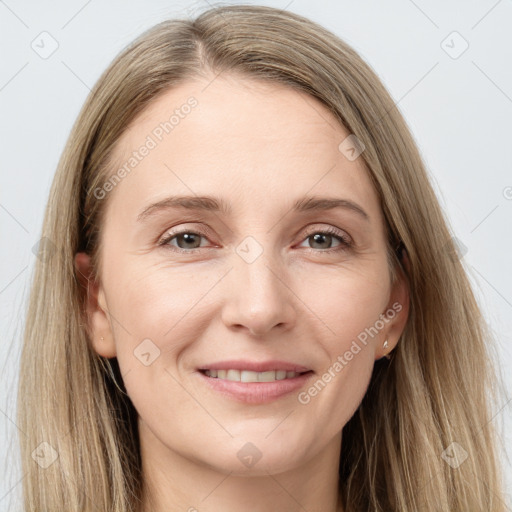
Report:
196,369,315,404
197,359,311,373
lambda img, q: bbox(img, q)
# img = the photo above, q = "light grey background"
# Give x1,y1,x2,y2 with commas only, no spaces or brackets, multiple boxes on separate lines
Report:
1,0,511,509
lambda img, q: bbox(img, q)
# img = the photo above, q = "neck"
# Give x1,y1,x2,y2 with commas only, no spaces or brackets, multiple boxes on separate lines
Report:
139,421,343,512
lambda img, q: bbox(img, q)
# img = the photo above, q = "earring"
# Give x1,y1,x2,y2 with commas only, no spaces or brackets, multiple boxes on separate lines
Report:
100,336,104,341
383,339,391,360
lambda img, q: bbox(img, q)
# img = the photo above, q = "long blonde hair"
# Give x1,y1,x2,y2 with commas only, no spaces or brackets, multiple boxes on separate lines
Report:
17,4,507,510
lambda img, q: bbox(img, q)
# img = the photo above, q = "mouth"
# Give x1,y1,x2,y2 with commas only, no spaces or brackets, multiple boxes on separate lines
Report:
198,368,313,382
196,363,315,404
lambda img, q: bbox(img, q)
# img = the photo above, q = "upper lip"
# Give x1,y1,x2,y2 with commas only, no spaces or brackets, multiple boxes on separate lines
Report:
197,360,312,373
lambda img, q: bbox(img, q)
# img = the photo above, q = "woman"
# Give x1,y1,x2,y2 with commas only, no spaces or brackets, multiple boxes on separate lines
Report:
17,4,507,511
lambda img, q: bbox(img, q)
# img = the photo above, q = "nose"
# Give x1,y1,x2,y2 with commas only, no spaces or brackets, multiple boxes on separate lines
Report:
221,250,296,337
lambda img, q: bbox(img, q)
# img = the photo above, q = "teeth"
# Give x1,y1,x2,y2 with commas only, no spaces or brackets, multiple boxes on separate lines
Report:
226,369,239,381
203,369,305,382
241,370,258,382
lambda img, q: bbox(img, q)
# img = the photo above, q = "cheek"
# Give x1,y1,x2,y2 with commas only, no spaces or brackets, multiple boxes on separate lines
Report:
306,264,390,346
106,264,205,422
106,254,209,329
298,347,375,450
104,260,222,372
294,268,388,424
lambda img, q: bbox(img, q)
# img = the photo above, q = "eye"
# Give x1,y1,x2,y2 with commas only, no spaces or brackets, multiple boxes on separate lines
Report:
298,226,352,252
158,230,209,251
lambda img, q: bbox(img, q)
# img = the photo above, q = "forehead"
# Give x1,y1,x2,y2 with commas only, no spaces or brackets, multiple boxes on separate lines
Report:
104,74,381,222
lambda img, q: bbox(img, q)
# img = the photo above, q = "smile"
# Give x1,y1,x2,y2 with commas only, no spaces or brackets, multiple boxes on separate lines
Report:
200,369,311,382
197,369,315,404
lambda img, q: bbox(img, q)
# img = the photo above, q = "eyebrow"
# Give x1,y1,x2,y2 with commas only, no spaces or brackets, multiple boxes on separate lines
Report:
137,194,370,222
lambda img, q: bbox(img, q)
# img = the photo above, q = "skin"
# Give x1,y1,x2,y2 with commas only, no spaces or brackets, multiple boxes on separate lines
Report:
75,73,409,512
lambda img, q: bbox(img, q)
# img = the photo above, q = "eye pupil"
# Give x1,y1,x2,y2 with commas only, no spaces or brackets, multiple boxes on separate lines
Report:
178,233,201,249
310,233,332,249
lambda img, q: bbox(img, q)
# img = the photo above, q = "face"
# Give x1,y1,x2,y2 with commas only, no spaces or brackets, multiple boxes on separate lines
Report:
76,74,409,476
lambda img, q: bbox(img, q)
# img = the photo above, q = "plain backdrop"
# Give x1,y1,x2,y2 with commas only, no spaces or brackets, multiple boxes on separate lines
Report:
1,0,511,509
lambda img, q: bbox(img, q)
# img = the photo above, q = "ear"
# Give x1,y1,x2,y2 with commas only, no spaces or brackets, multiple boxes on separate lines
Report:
74,252,116,358
376,248,411,360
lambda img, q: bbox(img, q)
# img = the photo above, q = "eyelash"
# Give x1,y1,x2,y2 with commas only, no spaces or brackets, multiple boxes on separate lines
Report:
157,226,353,255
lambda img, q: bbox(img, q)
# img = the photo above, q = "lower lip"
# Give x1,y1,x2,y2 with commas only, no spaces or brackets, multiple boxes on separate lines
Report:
196,370,314,404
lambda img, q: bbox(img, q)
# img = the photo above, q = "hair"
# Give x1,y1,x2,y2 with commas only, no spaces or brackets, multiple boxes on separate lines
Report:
17,3,507,511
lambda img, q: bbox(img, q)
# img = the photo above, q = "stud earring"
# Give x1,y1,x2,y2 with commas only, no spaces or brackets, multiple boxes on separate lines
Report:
100,336,104,341
383,339,392,360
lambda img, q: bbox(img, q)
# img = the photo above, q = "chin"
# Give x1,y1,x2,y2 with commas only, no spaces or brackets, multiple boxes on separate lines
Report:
197,438,308,476
208,456,300,477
